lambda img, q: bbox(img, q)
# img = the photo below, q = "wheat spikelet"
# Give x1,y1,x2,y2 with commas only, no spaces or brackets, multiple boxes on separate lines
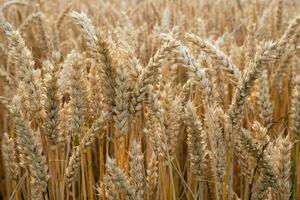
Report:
273,49,295,91
240,128,279,194
66,51,87,144
65,146,80,185
52,1,72,49
1,132,19,180
87,60,103,122
129,140,145,200
291,75,300,136
43,56,62,145
165,33,214,105
34,12,49,53
66,112,108,184
228,41,277,131
184,101,210,178
273,25,300,91
159,84,182,159
234,134,254,182
10,96,49,199
70,11,116,112
275,0,283,34
257,70,273,125
113,65,129,136
130,36,179,114
104,157,136,200
274,134,292,199
144,111,163,157
1,18,44,126
59,103,69,143
204,105,227,183
146,154,158,195
186,32,241,80
103,174,120,200
81,112,109,151
277,14,300,56
244,22,257,64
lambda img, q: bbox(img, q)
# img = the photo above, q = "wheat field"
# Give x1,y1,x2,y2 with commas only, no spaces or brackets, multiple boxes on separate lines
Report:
0,0,300,199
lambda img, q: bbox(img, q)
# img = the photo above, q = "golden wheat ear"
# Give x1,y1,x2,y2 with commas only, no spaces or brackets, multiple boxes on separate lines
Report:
104,156,136,199
10,96,49,199
0,1,300,199
183,101,210,178
70,11,117,113
1,132,20,180
129,140,145,199
1,17,44,127
43,59,62,145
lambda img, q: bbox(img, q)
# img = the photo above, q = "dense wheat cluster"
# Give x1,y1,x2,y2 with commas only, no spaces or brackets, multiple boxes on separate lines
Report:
0,0,300,199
